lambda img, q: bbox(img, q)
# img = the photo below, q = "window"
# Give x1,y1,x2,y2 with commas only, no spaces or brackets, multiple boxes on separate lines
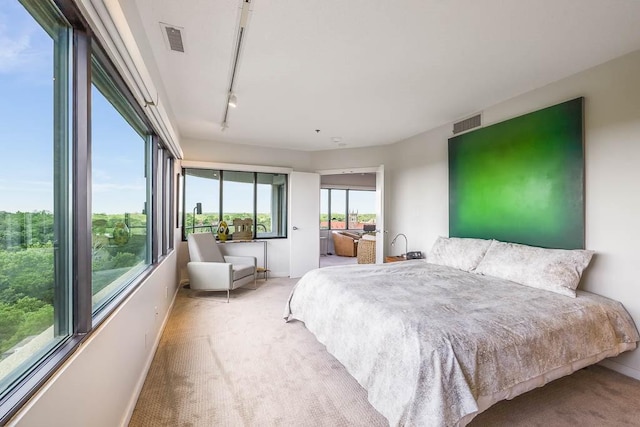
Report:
222,171,254,234
320,189,329,230
0,0,175,421
348,190,376,230
182,169,287,240
164,153,174,254
330,189,347,229
90,52,151,312
0,0,71,405
256,173,287,238
321,188,376,230
184,169,220,236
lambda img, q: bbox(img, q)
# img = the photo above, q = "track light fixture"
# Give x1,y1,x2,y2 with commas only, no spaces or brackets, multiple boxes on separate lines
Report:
228,93,237,108
220,1,252,131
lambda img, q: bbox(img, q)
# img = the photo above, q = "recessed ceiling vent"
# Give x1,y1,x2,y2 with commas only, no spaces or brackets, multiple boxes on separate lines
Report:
453,114,481,135
160,23,185,53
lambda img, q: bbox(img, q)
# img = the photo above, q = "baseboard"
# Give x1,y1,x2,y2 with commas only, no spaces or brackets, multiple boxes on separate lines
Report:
598,359,640,381
267,271,290,278
119,284,180,427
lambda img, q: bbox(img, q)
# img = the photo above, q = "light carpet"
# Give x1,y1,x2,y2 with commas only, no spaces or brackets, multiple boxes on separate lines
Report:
129,277,640,427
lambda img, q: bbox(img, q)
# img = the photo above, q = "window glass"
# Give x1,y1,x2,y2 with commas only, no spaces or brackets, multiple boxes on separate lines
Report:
184,169,220,237
256,173,287,238
156,146,163,253
0,0,70,398
222,171,254,235
182,169,288,240
164,155,173,252
329,189,346,229
348,190,376,230
320,189,329,230
91,65,149,311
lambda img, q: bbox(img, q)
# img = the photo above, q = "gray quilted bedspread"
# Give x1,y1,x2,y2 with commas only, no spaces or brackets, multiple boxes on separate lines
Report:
284,261,639,426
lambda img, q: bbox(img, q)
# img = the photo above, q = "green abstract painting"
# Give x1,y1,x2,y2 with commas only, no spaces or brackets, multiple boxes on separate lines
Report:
449,97,584,249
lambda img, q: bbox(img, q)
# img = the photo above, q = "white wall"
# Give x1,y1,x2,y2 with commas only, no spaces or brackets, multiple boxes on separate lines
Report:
218,239,289,278
183,138,314,171
9,247,180,427
384,49,640,378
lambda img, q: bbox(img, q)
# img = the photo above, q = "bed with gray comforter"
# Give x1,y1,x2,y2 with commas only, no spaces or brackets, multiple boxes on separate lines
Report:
284,261,639,426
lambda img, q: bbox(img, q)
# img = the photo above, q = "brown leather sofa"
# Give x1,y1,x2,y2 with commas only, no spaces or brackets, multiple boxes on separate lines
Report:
331,231,360,257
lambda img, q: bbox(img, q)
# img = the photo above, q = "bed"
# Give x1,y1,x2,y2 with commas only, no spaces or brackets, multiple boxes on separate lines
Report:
284,238,639,426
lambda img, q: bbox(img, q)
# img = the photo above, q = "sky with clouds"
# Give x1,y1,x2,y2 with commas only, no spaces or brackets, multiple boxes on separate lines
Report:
1,2,148,215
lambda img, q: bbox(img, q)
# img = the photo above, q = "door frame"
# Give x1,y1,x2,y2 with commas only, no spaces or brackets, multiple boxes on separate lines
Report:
317,165,386,263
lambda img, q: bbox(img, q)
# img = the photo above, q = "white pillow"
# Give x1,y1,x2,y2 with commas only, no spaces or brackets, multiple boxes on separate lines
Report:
474,240,594,297
427,237,493,272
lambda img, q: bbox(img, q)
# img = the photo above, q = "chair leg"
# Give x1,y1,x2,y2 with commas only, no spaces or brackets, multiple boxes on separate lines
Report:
254,276,257,290
226,289,230,303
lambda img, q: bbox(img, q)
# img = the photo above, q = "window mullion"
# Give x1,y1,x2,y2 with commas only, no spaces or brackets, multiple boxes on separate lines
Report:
327,189,331,230
345,189,349,230
168,158,174,250
72,29,92,334
162,149,169,254
219,170,224,226
253,172,257,239
151,137,159,264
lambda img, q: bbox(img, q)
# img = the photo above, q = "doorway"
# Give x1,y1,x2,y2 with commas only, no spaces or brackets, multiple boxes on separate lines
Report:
318,166,384,268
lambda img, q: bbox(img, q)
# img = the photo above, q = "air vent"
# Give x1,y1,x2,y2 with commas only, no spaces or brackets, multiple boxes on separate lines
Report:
160,23,184,53
453,114,481,134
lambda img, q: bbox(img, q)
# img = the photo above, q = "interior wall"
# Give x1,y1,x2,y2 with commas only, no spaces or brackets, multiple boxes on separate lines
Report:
384,49,640,378
9,248,180,427
312,145,390,171
182,138,314,171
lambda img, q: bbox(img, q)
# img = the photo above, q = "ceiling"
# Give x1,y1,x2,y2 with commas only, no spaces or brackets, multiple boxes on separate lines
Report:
123,0,640,151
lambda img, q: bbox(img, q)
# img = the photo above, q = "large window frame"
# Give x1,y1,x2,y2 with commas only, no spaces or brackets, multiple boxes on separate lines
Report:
182,168,288,240
0,0,177,422
321,188,376,231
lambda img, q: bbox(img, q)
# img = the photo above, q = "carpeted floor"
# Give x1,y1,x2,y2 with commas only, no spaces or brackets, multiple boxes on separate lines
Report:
129,277,640,427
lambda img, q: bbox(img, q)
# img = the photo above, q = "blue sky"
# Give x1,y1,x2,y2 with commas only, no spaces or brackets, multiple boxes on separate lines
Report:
1,2,54,213
1,2,148,215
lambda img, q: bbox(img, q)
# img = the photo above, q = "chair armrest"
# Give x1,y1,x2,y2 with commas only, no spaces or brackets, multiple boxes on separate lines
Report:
224,255,257,267
187,261,232,290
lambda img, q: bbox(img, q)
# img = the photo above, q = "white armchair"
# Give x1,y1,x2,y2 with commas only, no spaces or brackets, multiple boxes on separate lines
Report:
187,233,257,302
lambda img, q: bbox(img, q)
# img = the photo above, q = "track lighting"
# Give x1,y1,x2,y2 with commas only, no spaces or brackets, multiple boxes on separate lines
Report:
228,93,237,108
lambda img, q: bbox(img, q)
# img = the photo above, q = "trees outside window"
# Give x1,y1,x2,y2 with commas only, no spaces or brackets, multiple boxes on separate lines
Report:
321,188,375,230
0,0,71,401
182,169,287,240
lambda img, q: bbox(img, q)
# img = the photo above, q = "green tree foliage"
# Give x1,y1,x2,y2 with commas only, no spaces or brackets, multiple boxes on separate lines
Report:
0,211,145,356
0,297,53,355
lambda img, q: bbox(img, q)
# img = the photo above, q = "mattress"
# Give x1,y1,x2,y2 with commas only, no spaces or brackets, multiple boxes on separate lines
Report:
284,261,639,426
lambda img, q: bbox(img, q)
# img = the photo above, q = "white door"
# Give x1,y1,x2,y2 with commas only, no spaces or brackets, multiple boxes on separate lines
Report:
289,171,320,278
375,165,385,264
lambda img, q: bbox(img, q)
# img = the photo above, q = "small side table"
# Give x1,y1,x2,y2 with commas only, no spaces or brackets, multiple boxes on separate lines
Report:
256,267,270,281
385,256,407,263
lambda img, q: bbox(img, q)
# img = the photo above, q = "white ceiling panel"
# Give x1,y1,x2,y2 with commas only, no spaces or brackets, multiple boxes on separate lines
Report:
127,0,640,151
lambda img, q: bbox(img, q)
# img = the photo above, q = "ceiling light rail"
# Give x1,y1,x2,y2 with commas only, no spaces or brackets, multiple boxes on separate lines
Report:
221,0,252,131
